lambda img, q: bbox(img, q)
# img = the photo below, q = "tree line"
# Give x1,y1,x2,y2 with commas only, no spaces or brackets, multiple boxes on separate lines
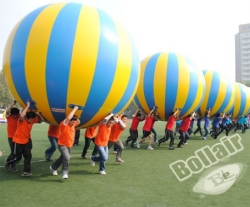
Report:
0,70,14,109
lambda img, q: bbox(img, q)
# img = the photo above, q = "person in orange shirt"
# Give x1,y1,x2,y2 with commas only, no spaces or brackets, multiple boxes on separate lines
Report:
50,106,80,179
5,101,20,172
45,124,61,161
5,101,44,176
108,115,127,163
81,126,98,159
90,113,116,175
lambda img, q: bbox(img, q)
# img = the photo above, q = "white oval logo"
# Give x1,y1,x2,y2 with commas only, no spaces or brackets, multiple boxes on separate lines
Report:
192,163,243,195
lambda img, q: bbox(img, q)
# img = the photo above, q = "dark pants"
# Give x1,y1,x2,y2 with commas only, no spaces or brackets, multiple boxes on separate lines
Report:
221,125,229,136
17,139,33,173
194,125,203,135
126,129,138,147
158,129,175,147
8,138,15,155
74,130,80,145
113,144,118,152
243,124,249,132
45,136,58,159
178,130,189,146
188,127,193,135
151,128,157,142
6,139,32,172
108,140,124,159
6,142,17,168
7,138,22,162
213,126,221,139
234,124,244,132
81,137,97,157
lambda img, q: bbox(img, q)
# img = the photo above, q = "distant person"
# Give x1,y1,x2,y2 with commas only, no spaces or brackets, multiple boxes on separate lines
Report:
50,106,80,179
234,115,245,133
202,109,211,140
220,114,230,136
242,115,249,133
212,113,225,139
125,108,145,147
137,106,158,150
193,118,203,136
158,109,180,150
177,112,196,148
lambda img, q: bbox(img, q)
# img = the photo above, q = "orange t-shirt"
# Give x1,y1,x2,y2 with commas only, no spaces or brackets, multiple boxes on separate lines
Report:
58,120,79,148
48,125,61,138
6,114,21,138
94,121,112,147
13,116,39,144
84,125,98,138
109,122,126,142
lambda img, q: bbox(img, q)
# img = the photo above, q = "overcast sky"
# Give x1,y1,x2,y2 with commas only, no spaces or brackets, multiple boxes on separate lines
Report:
1,0,249,82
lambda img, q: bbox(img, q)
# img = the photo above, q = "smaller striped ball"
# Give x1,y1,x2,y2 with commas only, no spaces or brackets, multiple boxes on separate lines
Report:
231,82,250,118
134,52,206,120
197,70,236,117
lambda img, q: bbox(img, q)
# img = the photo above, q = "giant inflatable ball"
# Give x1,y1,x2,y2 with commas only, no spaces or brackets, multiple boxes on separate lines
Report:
197,70,235,118
134,52,206,120
231,82,250,119
3,3,140,128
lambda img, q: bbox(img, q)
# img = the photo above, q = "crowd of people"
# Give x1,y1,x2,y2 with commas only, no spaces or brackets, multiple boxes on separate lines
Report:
3,101,249,179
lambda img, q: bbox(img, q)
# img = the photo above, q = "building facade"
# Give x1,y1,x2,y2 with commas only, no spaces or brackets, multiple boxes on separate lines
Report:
235,23,250,82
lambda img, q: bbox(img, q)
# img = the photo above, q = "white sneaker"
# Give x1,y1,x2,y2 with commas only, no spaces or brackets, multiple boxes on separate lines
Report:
202,137,206,140
21,172,33,177
62,174,68,179
90,157,95,166
148,146,154,150
50,166,58,176
116,158,125,163
136,142,140,148
99,171,106,175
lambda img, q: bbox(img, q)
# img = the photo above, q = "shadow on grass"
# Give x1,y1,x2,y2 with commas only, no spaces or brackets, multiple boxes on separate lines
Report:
0,168,96,183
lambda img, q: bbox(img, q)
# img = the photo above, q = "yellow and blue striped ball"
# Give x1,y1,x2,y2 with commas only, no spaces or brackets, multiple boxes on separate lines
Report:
197,70,236,117
134,52,206,120
231,83,250,119
3,3,140,128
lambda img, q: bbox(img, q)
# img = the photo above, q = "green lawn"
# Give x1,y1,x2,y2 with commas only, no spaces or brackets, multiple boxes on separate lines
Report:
0,121,250,207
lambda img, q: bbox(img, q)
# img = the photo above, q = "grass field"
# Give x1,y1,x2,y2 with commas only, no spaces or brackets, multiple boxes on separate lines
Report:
0,120,250,207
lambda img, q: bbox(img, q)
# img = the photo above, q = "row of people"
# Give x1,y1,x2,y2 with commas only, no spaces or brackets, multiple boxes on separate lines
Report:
4,101,248,179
